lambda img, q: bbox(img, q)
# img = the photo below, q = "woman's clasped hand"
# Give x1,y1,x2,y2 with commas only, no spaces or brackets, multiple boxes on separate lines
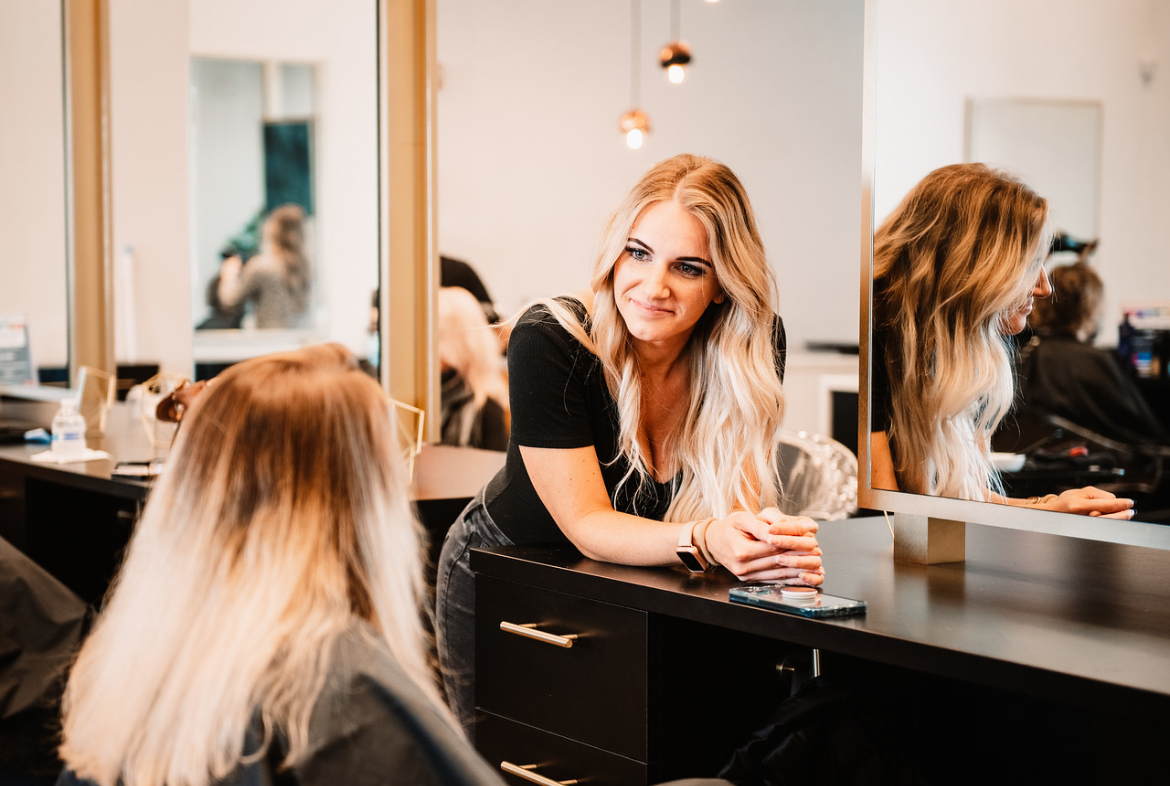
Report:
1023,487,1135,519
706,509,824,585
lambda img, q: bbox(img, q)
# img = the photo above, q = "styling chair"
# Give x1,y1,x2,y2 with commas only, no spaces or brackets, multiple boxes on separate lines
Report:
777,431,859,520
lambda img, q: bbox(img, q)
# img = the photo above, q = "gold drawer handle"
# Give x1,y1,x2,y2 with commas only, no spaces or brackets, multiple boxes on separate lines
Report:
499,621,578,648
500,761,578,785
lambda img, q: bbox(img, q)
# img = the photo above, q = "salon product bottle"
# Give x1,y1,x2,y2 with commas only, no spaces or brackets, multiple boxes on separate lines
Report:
1118,314,1133,371
51,398,87,461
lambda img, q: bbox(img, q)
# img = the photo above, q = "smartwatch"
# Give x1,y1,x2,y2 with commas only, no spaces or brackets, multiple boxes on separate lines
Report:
677,521,711,573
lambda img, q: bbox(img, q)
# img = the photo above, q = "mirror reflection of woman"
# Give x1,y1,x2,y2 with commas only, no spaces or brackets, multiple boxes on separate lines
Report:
869,163,1133,518
437,285,510,451
435,154,823,730
218,203,311,329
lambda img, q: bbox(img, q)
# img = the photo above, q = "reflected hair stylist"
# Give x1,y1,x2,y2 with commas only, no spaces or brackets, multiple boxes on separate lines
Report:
435,154,822,729
869,163,1134,519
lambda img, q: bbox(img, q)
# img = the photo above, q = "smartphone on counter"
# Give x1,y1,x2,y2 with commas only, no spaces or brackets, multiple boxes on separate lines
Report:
112,460,165,478
729,585,867,619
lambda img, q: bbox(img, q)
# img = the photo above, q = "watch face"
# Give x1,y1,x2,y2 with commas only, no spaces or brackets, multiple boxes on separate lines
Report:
678,547,708,573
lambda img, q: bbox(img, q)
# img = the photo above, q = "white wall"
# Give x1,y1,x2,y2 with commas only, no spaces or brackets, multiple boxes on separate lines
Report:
189,58,265,323
436,0,867,350
873,0,1170,346
0,0,69,370
109,0,192,375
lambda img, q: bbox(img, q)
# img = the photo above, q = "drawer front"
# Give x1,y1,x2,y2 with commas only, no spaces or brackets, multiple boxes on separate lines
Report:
476,576,648,759
477,710,647,786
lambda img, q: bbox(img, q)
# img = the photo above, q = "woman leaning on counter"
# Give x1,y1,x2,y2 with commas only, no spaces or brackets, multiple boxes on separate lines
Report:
435,153,823,730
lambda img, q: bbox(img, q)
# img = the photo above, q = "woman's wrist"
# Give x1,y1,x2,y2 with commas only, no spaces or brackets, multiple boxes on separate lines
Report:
693,517,719,567
1025,493,1058,508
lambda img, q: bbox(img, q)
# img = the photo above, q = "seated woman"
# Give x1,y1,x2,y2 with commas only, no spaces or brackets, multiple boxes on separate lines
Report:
438,286,510,451
218,204,311,329
869,163,1134,518
1016,260,1170,446
436,153,823,729
56,345,504,786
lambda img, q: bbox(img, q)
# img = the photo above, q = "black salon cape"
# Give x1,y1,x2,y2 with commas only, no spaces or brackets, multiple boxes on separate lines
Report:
56,623,507,786
1015,333,1169,447
0,536,91,777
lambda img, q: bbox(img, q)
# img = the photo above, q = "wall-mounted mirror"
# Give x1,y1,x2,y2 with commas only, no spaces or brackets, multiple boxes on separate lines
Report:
190,57,319,333
863,0,1170,544
0,1,70,385
101,0,379,382
184,1,379,378
436,0,866,448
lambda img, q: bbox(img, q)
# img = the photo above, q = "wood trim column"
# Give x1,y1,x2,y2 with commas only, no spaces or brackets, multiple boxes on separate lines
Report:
65,0,114,383
379,0,438,440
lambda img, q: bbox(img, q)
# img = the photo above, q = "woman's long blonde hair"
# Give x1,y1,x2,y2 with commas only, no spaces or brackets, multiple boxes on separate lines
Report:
543,153,785,520
873,163,1049,498
438,285,509,445
58,344,443,786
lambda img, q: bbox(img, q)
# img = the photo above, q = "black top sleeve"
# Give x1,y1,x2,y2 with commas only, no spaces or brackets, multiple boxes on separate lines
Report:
506,301,601,450
869,319,891,433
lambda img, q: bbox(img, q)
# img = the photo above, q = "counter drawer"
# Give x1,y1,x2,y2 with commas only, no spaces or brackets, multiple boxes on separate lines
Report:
477,710,647,786
475,576,648,760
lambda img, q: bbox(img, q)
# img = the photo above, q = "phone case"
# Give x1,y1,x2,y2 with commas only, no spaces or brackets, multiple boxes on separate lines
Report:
728,585,867,618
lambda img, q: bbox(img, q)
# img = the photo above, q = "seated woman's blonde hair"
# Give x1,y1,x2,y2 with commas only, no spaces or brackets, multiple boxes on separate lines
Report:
58,344,443,786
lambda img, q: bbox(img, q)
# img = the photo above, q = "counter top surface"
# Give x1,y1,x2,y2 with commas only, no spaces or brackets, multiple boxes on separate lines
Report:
472,516,1170,713
1,402,505,503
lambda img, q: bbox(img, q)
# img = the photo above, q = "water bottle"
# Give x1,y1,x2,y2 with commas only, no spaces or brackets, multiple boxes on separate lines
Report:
51,398,87,461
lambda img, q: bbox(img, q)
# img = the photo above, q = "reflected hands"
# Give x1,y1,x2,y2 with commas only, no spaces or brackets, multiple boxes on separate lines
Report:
1036,486,1135,520
705,507,824,585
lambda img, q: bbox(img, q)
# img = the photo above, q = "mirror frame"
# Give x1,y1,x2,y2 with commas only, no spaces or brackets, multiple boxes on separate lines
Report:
856,0,1170,551
378,0,439,440
66,0,440,437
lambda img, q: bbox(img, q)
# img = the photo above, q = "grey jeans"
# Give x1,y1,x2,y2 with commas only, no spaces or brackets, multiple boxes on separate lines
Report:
435,492,512,735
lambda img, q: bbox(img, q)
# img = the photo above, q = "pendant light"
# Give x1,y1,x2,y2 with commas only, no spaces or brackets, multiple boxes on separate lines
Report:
659,0,691,85
621,0,650,149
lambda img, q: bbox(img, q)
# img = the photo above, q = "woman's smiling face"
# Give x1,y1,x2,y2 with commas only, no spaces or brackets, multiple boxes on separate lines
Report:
612,199,725,355
1000,264,1052,335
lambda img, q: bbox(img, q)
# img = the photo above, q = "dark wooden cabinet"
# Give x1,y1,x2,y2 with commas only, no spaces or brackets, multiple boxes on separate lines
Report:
474,573,809,784
476,576,650,759
472,520,1170,785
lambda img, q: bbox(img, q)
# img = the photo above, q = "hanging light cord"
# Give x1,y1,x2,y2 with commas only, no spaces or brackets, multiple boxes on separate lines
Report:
671,0,680,42
631,0,641,107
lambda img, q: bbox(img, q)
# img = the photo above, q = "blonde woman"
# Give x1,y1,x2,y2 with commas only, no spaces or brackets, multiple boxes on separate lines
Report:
56,345,504,786
436,153,823,729
218,203,311,329
438,286,510,451
869,163,1134,518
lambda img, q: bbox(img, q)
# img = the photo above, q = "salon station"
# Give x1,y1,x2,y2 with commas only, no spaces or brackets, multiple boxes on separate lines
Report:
3,2,1170,785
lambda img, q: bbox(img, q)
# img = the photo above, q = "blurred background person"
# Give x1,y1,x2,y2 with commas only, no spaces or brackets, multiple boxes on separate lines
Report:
1017,260,1170,446
437,286,509,451
196,245,247,330
218,204,311,329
